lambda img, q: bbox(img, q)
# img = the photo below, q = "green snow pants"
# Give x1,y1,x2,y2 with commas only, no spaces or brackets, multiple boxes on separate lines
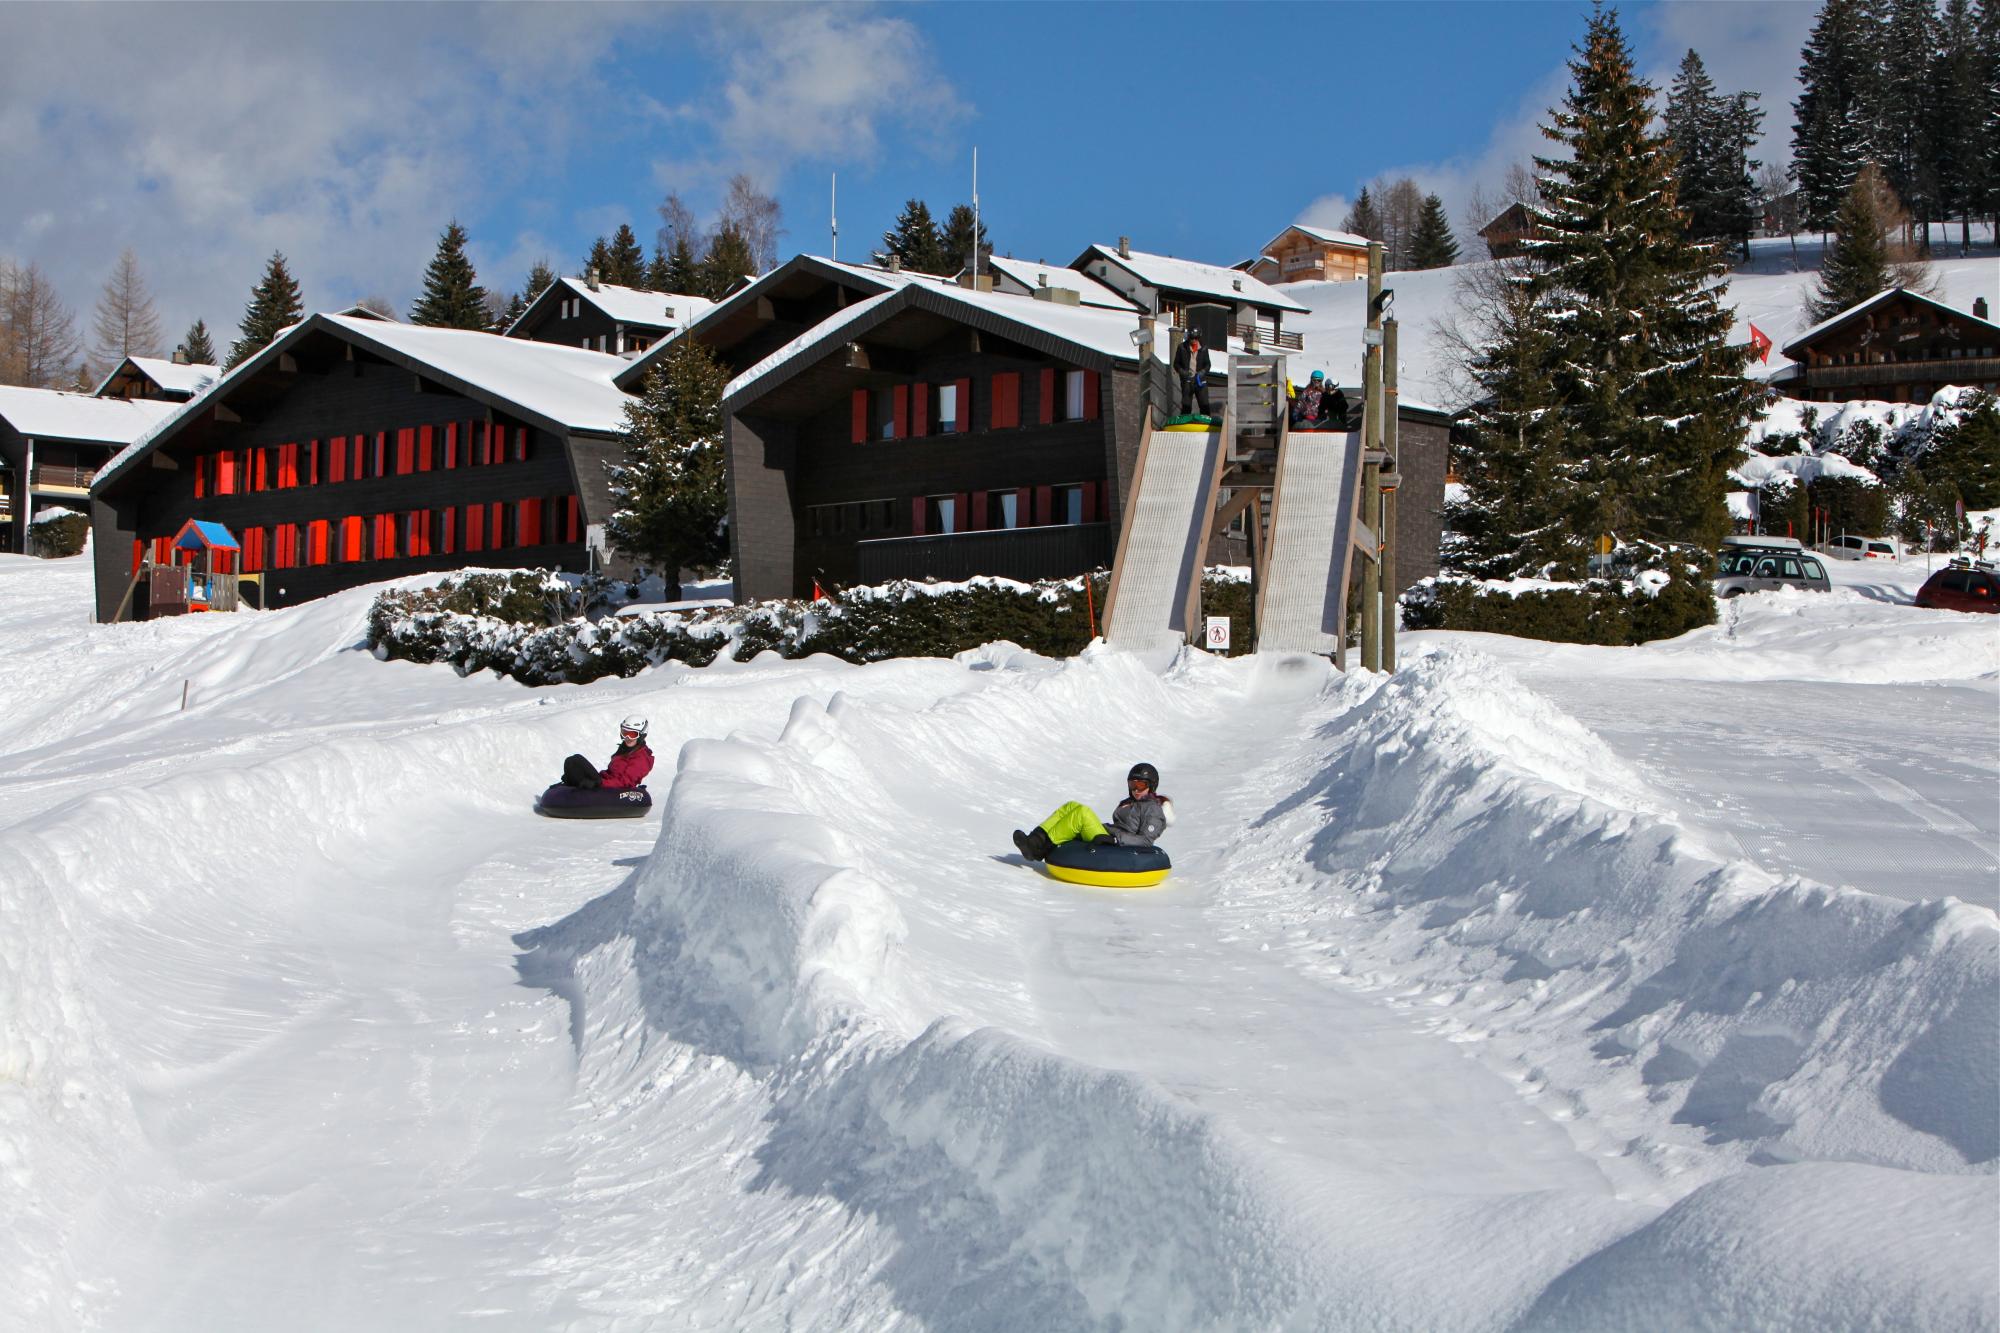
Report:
1038,801,1109,847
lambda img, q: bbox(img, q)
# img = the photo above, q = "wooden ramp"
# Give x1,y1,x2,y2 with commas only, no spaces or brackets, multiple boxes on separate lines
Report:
1101,407,1227,652
1253,427,1366,664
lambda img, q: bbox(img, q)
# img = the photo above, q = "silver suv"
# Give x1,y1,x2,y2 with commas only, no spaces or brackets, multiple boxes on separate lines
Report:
1715,536,1832,597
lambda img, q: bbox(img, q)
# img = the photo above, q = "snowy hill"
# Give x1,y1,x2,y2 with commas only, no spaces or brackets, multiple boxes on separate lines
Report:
1281,235,2000,412
1,551,1994,1330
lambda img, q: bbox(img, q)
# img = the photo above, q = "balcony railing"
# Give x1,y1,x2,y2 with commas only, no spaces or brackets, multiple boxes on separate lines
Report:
1805,357,2000,389
32,464,97,491
1233,321,1305,352
856,522,1113,585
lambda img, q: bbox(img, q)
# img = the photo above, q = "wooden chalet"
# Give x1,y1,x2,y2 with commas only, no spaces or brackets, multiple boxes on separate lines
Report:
94,354,222,403
1070,239,1310,349
1478,202,1535,260
88,314,637,622
0,387,180,554
1781,289,2000,403
1257,224,1372,285
505,274,714,358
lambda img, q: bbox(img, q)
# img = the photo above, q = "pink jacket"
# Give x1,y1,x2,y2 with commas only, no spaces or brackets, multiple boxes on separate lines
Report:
600,743,655,790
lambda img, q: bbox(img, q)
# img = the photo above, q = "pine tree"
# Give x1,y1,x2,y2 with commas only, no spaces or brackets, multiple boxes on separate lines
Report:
1667,52,1763,258
645,244,672,291
582,236,613,283
663,235,700,295
1874,0,1940,240
91,248,165,366
524,258,557,303
227,251,304,369
180,318,216,366
1342,187,1383,240
940,203,992,275
608,224,646,286
1808,162,1899,318
606,337,731,594
1500,5,1755,572
1792,0,1880,233
699,225,755,299
1407,194,1460,269
1932,0,1987,249
408,220,491,329
874,199,949,274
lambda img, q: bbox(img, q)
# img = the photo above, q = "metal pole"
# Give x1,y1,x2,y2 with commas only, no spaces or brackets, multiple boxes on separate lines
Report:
972,147,980,285
831,173,838,262
1383,317,1399,672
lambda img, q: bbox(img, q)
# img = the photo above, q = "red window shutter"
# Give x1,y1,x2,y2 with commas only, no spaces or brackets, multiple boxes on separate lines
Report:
442,507,456,555
893,385,909,440
465,504,484,552
253,449,268,491
152,536,169,565
417,426,433,471
1034,485,1053,526
1039,368,1056,424
971,491,988,530
912,383,928,437
491,502,505,546
519,497,542,546
395,429,411,475
309,520,329,566
1082,370,1100,421
215,452,234,495
954,492,971,530
911,498,927,536
565,495,581,542
328,436,346,484
992,373,1019,429
306,439,319,486
851,390,869,444
954,379,972,432
193,455,206,499
131,539,142,573
1081,481,1099,523
349,434,363,480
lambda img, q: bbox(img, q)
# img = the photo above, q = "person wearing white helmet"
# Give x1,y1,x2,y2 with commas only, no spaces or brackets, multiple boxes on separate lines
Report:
560,715,654,791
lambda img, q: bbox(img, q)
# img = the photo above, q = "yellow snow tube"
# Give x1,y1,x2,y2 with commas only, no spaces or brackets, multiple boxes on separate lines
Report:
1043,841,1172,890
1160,422,1216,432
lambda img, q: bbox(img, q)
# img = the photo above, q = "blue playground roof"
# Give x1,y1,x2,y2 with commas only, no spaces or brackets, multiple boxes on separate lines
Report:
173,518,240,551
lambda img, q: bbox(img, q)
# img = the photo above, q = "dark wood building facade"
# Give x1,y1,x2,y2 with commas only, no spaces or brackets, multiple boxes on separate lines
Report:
504,275,711,358
94,355,222,403
1781,289,2000,403
89,315,633,622
0,388,178,554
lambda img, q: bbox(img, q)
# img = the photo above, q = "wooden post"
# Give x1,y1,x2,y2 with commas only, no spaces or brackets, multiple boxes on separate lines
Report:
1360,242,1386,670
1383,317,1399,673
1359,458,1380,670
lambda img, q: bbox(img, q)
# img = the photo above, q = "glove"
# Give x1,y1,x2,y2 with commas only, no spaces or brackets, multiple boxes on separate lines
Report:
1091,833,1118,846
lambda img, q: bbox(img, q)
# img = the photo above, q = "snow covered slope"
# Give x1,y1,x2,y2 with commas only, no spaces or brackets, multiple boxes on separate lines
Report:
1,552,1993,1331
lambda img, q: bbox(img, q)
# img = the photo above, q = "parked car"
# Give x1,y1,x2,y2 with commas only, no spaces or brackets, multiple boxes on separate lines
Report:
1820,534,1900,562
1714,536,1832,598
1913,560,2000,613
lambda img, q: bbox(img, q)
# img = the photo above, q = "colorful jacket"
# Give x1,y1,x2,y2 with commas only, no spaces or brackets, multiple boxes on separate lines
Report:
1109,792,1173,847
600,743,655,790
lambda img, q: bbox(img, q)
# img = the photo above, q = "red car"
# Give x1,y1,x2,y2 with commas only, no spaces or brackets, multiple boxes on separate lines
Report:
1914,562,2000,613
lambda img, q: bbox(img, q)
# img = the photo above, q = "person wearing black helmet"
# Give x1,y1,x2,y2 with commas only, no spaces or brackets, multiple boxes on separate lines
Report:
1012,762,1174,862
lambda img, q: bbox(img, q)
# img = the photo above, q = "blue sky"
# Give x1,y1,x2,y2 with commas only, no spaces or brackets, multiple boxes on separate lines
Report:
0,2,1816,352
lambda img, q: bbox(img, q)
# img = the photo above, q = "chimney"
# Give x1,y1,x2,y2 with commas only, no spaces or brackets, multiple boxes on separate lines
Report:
585,267,600,291
1977,297,1991,321
886,255,901,273
171,347,189,365
1232,278,1243,292
1036,271,1048,287
1032,286,1079,306
1118,236,1131,259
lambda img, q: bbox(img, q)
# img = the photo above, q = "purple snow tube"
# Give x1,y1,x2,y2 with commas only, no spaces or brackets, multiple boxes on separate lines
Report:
534,783,655,819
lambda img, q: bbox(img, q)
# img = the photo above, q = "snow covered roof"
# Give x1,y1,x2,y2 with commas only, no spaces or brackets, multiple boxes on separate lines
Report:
1265,224,1372,252
722,280,1151,409
94,314,633,493
92,356,222,400
504,275,714,339
0,386,182,444
978,256,1137,311
1075,244,1311,315
1782,286,2000,356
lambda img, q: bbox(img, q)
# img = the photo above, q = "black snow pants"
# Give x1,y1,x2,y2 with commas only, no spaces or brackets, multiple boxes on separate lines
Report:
561,754,602,788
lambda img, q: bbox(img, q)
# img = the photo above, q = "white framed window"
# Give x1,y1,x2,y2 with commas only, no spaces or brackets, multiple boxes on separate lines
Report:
993,490,1019,529
937,383,960,433
1064,370,1086,420
926,495,958,534
1053,484,1085,525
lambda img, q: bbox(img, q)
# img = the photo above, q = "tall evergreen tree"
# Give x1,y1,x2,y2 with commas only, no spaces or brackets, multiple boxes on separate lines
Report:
91,248,164,366
1808,162,1900,318
1667,52,1763,258
1792,0,1880,233
408,220,491,329
179,318,216,366
608,224,646,287
663,235,701,295
645,244,672,291
1932,0,1988,249
524,258,557,304
227,251,304,369
1874,0,1940,240
940,203,992,275
1407,194,1460,269
874,199,949,274
606,337,731,595
700,224,755,299
582,236,614,283
1342,187,1383,240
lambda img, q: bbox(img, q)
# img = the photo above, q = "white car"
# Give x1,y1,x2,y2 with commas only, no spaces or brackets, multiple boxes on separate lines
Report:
1820,534,1899,561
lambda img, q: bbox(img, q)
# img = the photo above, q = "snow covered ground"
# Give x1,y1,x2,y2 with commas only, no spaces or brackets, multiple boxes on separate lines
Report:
2,550,1994,1331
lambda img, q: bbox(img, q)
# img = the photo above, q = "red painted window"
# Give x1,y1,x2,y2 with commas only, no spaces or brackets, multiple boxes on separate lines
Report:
851,390,868,444
464,503,485,553
338,516,363,562
214,451,237,495
273,525,293,570
1082,370,1101,421
240,527,263,573
404,510,428,557
251,448,268,492
276,443,296,489
417,426,434,472
517,497,543,547
1039,368,1056,424
971,491,988,530
328,435,347,484
373,513,397,560
991,373,1020,429
308,520,330,566
396,428,415,475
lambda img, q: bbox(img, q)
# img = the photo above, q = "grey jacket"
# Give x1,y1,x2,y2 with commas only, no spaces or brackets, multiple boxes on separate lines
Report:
1109,793,1172,847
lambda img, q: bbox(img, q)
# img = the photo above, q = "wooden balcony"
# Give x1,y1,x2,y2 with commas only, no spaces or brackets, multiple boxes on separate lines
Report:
1805,357,2000,391
31,463,97,493
1233,321,1305,352
856,521,1113,585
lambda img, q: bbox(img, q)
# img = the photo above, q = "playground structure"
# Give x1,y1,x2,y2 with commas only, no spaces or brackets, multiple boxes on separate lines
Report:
1101,242,1401,669
115,518,262,621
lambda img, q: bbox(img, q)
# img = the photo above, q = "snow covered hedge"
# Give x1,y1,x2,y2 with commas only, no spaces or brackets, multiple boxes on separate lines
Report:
28,508,88,559
1403,547,1715,645
371,569,1268,684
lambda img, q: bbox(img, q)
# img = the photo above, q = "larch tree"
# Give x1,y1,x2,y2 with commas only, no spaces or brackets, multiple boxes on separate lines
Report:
408,220,491,329
606,336,731,596
227,252,303,368
1792,0,1880,234
90,248,165,367
875,199,949,274
179,318,217,366
0,261,82,388
1407,194,1460,269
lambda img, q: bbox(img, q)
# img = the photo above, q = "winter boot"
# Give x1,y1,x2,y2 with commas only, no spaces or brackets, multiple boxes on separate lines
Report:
1012,828,1052,862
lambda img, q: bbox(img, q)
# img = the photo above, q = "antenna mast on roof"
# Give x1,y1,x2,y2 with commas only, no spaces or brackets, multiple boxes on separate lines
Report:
972,147,980,286
831,173,838,263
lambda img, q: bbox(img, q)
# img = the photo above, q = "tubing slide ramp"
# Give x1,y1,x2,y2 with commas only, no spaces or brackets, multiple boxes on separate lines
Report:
1252,427,1367,665
1100,405,1227,653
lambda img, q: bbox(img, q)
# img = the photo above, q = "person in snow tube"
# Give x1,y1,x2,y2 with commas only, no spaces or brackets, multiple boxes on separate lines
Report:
561,716,655,791
1012,763,1173,862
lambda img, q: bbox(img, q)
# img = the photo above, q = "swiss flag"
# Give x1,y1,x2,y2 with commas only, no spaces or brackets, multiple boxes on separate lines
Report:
1748,323,1772,364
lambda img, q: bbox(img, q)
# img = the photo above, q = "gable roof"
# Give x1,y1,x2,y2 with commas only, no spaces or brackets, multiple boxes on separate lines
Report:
722,280,1152,412
1264,223,1372,252
978,256,1137,310
504,274,715,339
92,355,222,400
1073,244,1310,314
1781,287,2000,358
94,314,634,493
0,386,182,444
